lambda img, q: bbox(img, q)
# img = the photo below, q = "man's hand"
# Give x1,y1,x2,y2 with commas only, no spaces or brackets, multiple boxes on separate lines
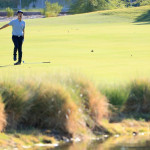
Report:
0,24,9,30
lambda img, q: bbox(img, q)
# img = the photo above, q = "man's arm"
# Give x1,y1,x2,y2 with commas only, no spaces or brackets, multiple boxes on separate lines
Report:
23,28,25,37
0,24,9,30
22,28,25,42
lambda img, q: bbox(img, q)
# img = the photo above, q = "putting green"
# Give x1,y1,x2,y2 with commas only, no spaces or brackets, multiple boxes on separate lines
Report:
0,6,150,84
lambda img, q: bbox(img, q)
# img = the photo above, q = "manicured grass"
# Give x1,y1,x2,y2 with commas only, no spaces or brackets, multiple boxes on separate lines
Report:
0,6,150,84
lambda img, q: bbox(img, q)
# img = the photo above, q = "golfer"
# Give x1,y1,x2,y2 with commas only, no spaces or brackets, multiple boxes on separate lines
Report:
0,10,25,65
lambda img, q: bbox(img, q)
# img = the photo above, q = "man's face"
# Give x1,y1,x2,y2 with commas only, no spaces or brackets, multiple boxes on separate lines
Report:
18,13,23,20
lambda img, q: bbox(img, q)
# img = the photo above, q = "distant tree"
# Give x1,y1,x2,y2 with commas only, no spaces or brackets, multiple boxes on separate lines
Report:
22,0,37,8
70,0,109,13
121,0,149,7
137,0,150,6
108,0,126,9
0,0,38,8
0,0,19,8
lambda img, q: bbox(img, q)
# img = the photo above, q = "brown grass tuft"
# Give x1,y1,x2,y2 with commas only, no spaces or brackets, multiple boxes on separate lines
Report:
67,76,109,130
0,75,109,136
0,96,7,132
0,82,30,129
22,83,87,136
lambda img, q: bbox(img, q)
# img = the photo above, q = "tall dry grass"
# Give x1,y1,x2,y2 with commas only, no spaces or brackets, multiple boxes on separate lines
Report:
0,74,109,136
21,83,87,136
0,82,30,129
66,76,109,131
1,75,150,135
0,96,6,132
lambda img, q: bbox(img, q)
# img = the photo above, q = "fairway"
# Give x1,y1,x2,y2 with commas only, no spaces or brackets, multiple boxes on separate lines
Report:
0,6,150,84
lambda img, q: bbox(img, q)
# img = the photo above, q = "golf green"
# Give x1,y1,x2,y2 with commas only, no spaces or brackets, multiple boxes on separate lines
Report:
0,6,150,85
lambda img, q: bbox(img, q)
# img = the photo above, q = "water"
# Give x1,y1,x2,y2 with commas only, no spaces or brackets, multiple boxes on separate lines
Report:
36,135,150,150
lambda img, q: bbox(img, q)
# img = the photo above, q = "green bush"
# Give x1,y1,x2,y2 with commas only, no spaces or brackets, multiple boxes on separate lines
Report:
6,7,14,17
101,86,129,107
128,0,150,7
70,0,127,14
123,80,150,114
139,0,150,6
70,0,109,13
43,1,62,17
108,0,126,9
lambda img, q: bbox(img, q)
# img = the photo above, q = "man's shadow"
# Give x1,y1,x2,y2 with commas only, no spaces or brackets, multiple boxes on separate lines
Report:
0,65,14,68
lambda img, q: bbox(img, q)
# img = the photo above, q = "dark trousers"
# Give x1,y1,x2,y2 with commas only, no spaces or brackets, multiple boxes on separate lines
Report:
12,35,24,63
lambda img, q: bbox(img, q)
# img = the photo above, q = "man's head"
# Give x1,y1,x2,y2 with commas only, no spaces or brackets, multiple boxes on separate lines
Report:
17,10,23,20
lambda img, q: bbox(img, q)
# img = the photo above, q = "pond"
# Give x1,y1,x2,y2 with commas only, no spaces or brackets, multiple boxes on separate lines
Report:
47,135,150,150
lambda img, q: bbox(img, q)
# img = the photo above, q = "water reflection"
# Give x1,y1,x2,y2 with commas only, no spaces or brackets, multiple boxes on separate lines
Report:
40,135,150,150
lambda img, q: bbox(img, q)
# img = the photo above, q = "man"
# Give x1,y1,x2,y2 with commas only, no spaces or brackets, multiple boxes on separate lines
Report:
0,10,25,65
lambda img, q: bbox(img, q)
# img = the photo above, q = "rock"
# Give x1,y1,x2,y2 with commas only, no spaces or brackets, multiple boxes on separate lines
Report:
44,130,51,134
133,132,138,136
42,139,52,144
14,134,20,138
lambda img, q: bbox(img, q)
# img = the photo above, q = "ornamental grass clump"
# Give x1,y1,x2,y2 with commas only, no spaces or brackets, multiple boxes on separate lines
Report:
101,86,129,107
0,96,6,132
66,76,109,130
0,75,109,136
22,83,87,136
0,82,30,129
123,80,150,114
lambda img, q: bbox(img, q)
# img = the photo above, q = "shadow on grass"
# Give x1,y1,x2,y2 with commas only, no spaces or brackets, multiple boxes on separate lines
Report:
110,111,150,123
0,65,14,68
134,10,150,25
135,22,150,25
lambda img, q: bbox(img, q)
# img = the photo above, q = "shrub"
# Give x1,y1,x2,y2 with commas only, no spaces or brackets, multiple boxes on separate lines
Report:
66,76,109,130
0,75,109,136
101,86,129,107
43,1,62,17
129,0,150,7
70,0,109,13
139,0,150,6
108,0,126,9
21,83,87,136
6,7,14,17
123,80,150,114
0,82,30,129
